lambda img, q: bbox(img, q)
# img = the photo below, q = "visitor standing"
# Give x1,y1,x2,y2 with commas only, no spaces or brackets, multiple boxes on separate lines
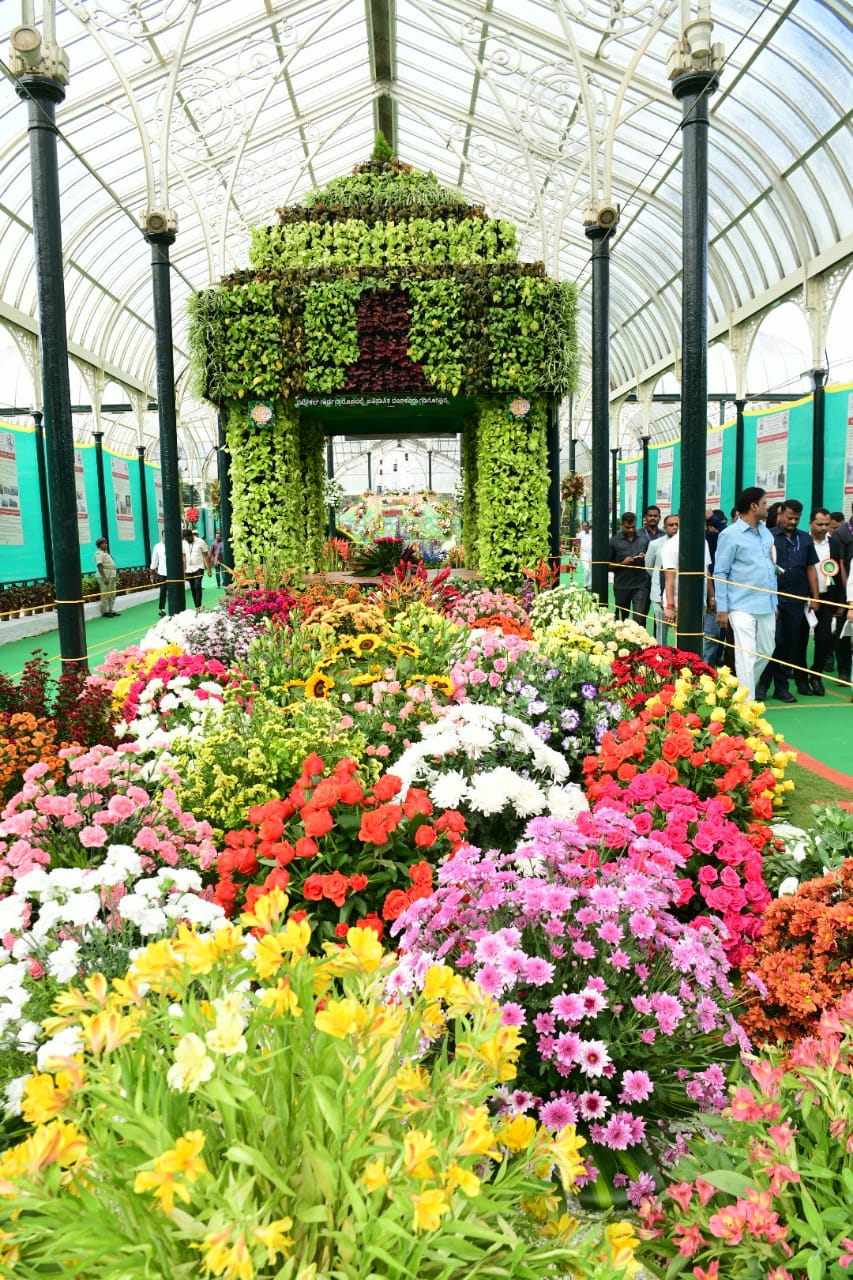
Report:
609,512,651,623
645,513,679,644
150,529,168,617
578,520,592,590
805,508,835,696
93,537,119,618
759,499,818,702
661,525,711,640
210,530,224,587
642,505,663,544
182,527,211,611
712,487,777,701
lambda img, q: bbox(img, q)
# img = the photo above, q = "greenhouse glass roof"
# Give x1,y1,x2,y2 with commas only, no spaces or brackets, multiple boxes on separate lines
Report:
0,0,850,468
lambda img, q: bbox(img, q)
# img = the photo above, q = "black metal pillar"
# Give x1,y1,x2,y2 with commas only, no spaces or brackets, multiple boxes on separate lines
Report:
427,449,433,491
734,398,745,504
673,67,719,655
326,439,336,537
32,410,54,582
585,225,613,601
146,230,186,615
93,430,109,539
138,445,152,565
367,451,372,490
640,434,650,519
216,411,233,587
810,368,826,513
17,75,86,668
546,398,562,568
610,447,620,531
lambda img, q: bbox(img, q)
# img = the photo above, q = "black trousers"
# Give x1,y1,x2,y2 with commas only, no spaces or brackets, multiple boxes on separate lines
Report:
186,571,203,608
613,582,651,626
157,575,168,611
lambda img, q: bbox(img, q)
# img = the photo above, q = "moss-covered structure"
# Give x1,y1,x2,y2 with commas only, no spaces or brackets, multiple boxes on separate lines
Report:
189,147,577,582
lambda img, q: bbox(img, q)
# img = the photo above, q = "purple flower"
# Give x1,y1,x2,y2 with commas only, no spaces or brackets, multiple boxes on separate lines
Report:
501,1002,527,1027
540,1097,578,1130
580,682,598,700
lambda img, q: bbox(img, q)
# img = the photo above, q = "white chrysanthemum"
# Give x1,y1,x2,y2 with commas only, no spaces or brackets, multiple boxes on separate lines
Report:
0,895,27,936
547,783,590,821
46,940,82,984
4,1075,28,1116
467,769,516,816
428,769,470,810
508,776,547,817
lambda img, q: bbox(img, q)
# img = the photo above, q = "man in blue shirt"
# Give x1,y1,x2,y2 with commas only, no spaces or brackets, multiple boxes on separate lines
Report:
713,487,778,701
757,499,819,702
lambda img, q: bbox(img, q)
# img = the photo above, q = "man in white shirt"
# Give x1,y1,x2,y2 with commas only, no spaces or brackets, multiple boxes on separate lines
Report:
182,527,211,610
661,528,712,647
578,520,592,590
645,513,679,644
150,529,168,617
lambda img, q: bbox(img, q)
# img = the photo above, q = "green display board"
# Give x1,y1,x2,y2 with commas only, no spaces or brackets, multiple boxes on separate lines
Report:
619,385,853,518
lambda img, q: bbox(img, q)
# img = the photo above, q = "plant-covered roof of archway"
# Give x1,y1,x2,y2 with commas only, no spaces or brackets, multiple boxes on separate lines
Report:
189,141,578,406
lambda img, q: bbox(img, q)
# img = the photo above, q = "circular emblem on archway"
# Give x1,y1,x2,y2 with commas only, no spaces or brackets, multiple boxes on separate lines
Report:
508,396,531,419
249,401,274,426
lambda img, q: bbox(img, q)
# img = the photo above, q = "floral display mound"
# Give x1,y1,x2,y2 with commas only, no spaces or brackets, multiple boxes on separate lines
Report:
187,141,577,584
392,802,748,1209
1,566,842,1278
0,897,637,1280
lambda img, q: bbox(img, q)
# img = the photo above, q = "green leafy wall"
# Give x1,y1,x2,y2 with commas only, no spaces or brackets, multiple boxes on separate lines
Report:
474,398,550,587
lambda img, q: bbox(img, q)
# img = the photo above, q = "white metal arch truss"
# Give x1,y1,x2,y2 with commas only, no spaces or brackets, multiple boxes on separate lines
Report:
0,0,849,466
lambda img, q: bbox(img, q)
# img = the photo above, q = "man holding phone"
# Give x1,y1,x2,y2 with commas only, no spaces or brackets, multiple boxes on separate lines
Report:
609,511,651,623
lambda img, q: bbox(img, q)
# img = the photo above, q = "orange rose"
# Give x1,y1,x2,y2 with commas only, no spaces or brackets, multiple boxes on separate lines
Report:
382,889,410,921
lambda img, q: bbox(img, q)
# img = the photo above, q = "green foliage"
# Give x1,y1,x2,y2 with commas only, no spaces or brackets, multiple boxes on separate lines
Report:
188,281,288,404
764,804,853,896
460,415,479,567
174,693,368,844
371,130,393,162
302,278,362,391
301,155,466,214
474,397,550,587
225,399,310,571
299,416,328,571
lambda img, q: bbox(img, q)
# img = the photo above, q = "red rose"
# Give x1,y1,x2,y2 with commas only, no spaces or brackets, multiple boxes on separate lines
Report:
433,810,466,836
303,874,325,901
289,910,308,923
214,880,238,913
217,850,237,877
323,872,349,907
337,777,364,805
382,889,410,921
372,774,403,803
270,841,295,866
334,922,350,938
264,867,290,892
310,778,340,810
302,806,334,838
259,815,284,843
349,873,369,891
408,860,432,886
235,849,258,877
414,825,437,848
359,810,390,844
300,752,326,781
294,837,318,858
403,788,433,819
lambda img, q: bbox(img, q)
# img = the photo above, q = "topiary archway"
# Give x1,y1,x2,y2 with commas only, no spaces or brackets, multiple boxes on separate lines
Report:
189,141,578,585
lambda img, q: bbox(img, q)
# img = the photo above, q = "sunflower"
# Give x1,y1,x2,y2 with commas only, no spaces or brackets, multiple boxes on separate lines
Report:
348,671,381,687
351,634,385,654
425,675,455,697
393,641,421,658
304,671,335,700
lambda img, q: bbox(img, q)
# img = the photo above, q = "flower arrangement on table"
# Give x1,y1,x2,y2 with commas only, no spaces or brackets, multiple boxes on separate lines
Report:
389,702,589,852
636,994,853,1279
392,809,747,1207
739,858,853,1045
588,773,771,966
583,668,793,845
0,898,639,1279
213,754,466,942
